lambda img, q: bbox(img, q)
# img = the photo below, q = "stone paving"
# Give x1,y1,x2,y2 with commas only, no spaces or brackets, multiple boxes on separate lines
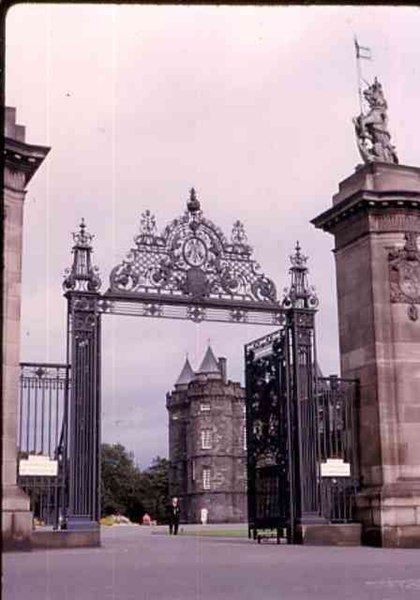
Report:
4,525,420,600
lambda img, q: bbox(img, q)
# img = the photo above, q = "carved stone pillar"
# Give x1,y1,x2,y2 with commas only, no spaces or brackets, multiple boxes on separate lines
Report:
313,162,420,547
2,108,49,550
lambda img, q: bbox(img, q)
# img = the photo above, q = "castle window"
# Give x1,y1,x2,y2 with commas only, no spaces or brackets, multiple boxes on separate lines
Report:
200,403,211,412
201,429,212,450
202,467,211,490
243,425,247,451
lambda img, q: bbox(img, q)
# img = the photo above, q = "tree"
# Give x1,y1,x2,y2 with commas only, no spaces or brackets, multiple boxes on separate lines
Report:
100,445,170,524
100,443,145,521
139,457,170,523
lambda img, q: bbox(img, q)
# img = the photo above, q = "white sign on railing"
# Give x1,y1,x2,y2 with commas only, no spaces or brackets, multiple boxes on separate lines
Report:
320,458,351,477
19,454,58,477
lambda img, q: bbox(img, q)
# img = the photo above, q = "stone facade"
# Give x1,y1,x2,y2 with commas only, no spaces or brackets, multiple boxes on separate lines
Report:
2,107,50,550
166,348,247,523
313,162,420,547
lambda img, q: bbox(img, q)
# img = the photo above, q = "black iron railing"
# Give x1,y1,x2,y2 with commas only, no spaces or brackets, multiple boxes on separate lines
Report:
317,376,360,523
17,362,70,528
320,477,359,523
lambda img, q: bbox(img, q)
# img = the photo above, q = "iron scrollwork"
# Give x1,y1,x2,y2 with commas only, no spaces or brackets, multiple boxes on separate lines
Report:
246,340,286,469
109,189,278,305
187,305,206,323
73,312,97,332
230,308,248,323
71,296,98,312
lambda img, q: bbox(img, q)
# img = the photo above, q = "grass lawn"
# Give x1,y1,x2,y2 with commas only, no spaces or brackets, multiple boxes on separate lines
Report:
180,528,248,537
152,527,249,538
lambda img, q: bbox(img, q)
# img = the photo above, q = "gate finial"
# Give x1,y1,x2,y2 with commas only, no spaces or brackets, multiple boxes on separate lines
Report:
63,219,101,293
282,241,318,309
187,187,201,213
74,218,92,247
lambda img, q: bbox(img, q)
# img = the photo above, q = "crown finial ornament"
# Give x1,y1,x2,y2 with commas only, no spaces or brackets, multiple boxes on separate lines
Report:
140,210,156,235
63,219,101,292
290,241,307,269
72,217,93,247
282,241,318,309
353,76,398,165
187,187,201,213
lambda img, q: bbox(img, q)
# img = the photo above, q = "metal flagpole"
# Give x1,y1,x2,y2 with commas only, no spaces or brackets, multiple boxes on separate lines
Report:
354,36,364,115
354,36,372,116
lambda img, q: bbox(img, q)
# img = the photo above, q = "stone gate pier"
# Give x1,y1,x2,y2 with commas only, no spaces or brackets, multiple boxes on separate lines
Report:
2,108,50,549
313,161,420,547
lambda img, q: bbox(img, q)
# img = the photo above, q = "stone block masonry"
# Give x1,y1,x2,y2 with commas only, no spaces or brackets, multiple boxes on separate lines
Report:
2,107,50,551
313,162,420,547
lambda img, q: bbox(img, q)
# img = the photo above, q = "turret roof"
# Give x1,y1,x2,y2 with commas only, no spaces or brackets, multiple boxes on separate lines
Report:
197,346,221,375
175,357,195,386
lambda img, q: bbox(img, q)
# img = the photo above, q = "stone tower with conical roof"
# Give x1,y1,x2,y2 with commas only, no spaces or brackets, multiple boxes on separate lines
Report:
166,347,247,523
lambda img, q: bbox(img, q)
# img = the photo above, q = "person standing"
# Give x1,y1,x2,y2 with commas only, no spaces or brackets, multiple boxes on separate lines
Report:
168,497,180,535
200,507,208,525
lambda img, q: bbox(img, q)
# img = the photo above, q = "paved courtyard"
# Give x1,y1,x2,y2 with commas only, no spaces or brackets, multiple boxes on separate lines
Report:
4,525,420,600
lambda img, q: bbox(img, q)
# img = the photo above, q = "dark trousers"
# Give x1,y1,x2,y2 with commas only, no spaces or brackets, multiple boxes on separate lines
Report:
169,520,179,535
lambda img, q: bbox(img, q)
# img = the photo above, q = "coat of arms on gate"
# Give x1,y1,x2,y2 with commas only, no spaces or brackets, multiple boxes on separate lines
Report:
388,232,420,321
108,189,278,306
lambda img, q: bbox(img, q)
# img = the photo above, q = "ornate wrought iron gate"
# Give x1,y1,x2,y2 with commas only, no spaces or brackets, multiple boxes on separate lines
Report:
246,346,360,542
61,189,290,530
17,363,70,528
245,329,293,541
245,314,320,542
245,241,359,542
55,188,359,536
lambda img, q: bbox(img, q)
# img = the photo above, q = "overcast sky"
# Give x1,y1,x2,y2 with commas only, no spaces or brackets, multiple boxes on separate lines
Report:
6,4,420,466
